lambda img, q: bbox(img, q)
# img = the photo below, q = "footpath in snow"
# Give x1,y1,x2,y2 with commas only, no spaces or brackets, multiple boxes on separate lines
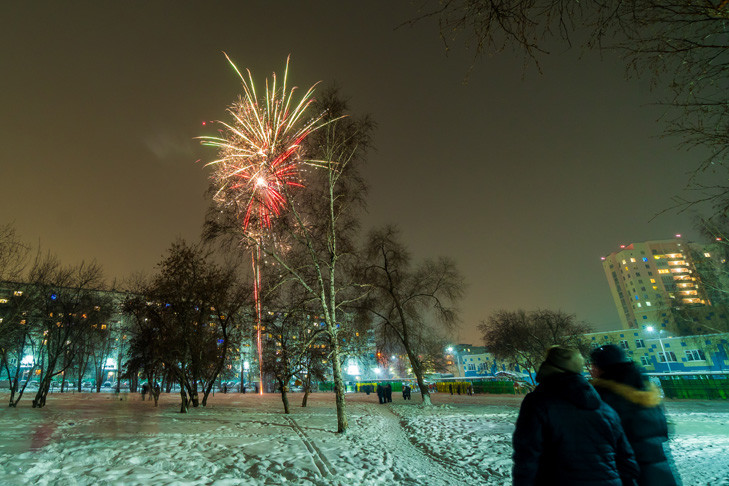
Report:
0,391,727,485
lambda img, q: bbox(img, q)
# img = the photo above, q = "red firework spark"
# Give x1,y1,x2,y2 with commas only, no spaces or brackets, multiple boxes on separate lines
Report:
200,55,323,232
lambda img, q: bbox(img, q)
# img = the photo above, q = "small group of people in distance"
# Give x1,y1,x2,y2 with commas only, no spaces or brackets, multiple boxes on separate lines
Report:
513,344,679,485
376,383,392,404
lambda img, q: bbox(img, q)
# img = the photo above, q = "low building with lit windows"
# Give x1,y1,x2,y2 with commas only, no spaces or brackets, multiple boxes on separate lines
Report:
585,328,729,375
445,344,527,379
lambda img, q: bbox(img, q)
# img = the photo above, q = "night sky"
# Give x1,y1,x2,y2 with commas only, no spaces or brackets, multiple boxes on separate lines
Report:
0,2,705,344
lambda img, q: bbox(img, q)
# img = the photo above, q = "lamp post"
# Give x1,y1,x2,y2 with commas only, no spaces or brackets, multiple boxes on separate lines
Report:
446,346,460,377
646,326,672,373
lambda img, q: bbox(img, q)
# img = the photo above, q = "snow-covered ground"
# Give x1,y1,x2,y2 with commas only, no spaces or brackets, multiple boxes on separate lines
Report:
0,391,727,485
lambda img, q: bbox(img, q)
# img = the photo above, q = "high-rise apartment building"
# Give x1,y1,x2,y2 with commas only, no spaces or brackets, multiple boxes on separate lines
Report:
602,238,722,332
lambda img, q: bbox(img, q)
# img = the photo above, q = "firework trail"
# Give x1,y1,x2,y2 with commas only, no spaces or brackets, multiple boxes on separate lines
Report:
201,55,324,395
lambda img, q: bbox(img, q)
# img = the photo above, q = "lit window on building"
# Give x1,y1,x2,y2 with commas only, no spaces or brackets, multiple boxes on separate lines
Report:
685,350,706,361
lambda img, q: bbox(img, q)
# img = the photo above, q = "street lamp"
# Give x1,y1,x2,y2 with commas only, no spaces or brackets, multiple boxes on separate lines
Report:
645,326,672,373
446,346,460,377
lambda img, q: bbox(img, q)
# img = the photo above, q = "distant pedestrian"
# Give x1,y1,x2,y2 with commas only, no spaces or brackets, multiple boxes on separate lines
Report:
385,383,392,403
154,383,160,397
591,344,680,486
141,383,148,401
512,346,639,485
402,385,411,400
449,383,453,395
376,383,384,404
223,383,228,394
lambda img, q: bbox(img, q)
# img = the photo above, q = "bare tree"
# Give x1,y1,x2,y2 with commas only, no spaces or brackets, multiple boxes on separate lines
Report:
123,240,249,412
360,225,464,406
29,256,110,408
413,0,729,215
0,222,35,402
1,281,42,407
259,280,328,413
696,214,729,306
479,309,593,384
0,222,31,282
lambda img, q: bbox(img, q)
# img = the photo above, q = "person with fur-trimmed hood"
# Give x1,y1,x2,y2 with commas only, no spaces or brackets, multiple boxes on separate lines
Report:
591,345,680,486
512,346,639,485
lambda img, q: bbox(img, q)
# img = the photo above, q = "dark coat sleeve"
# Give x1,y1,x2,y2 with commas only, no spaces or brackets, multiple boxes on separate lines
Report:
512,393,543,485
610,410,641,485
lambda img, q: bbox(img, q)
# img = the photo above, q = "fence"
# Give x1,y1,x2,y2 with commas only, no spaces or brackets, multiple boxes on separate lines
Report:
658,375,729,400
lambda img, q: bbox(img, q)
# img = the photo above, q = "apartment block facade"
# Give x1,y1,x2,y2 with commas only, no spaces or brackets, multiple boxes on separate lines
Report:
602,238,727,333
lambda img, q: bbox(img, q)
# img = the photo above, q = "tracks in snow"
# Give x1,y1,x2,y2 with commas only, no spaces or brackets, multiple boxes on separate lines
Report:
350,402,484,486
283,415,334,479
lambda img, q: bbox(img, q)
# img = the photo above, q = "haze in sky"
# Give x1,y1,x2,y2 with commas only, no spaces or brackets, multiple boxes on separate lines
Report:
0,2,705,343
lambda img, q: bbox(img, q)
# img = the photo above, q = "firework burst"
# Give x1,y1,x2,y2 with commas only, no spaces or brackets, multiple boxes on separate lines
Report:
200,54,324,232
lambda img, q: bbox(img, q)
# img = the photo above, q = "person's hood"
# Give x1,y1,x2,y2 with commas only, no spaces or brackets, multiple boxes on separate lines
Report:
592,378,662,408
538,372,602,410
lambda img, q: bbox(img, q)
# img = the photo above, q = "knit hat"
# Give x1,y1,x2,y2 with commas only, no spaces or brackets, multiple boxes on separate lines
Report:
543,346,585,374
590,344,630,369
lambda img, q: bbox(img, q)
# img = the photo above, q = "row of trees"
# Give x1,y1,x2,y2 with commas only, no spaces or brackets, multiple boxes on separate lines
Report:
0,225,116,408
0,208,465,425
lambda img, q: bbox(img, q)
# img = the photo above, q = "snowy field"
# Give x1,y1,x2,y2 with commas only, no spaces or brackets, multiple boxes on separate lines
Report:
0,391,727,485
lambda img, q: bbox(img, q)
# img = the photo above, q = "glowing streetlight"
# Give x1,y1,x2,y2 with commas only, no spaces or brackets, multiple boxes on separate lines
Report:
645,326,672,373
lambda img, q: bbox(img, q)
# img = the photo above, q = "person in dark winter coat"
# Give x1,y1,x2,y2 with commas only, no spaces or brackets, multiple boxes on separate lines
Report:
591,345,680,486
385,383,392,403
376,383,384,404
512,346,639,486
